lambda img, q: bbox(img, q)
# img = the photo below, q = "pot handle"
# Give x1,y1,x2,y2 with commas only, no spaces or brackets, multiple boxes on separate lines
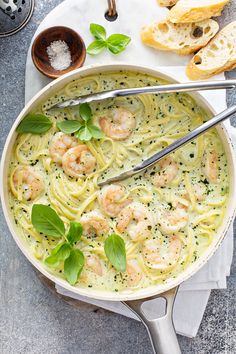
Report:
122,287,181,354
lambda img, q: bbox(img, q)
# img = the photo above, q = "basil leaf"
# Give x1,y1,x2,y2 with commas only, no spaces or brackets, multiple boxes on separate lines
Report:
88,124,104,139
87,40,106,55
107,34,131,54
67,222,83,245
16,113,52,134
57,120,82,134
45,242,71,267
79,103,92,122
76,126,92,141
64,249,85,285
90,23,106,41
104,234,126,272
31,204,65,238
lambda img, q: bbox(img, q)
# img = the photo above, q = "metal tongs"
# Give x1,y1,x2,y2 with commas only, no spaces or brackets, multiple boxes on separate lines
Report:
51,79,236,186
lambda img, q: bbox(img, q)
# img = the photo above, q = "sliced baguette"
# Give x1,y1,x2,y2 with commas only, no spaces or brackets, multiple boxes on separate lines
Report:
168,0,230,23
141,19,219,55
186,21,236,80
157,0,178,6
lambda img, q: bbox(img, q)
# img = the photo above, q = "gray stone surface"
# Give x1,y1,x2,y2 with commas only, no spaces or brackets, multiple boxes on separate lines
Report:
0,1,236,353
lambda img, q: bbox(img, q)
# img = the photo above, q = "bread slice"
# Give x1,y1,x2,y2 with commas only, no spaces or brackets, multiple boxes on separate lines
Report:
157,0,178,6
186,21,236,80
168,0,230,23
141,19,219,56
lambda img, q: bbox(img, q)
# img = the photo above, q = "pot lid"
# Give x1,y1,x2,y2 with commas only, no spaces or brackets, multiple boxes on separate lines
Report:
0,0,34,37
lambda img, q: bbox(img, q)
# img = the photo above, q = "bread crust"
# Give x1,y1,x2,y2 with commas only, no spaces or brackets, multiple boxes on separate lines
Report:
186,21,236,80
168,0,230,23
157,0,178,6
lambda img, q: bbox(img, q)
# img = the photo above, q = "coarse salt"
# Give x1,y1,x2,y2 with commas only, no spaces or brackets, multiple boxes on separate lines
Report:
46,40,72,71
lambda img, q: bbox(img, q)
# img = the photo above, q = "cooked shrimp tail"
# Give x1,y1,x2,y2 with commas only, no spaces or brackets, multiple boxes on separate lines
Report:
12,166,44,201
98,184,132,217
49,132,78,163
143,236,182,270
99,107,136,140
62,145,96,178
146,157,178,187
159,202,188,234
116,202,154,241
80,211,109,237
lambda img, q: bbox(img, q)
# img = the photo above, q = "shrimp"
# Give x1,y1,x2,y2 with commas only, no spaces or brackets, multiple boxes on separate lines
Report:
99,107,136,140
193,183,207,201
126,259,143,287
98,184,132,217
116,202,154,241
85,252,103,276
62,145,96,178
12,166,44,201
203,150,218,183
49,132,78,163
146,157,178,187
159,203,188,234
80,211,109,237
143,236,182,270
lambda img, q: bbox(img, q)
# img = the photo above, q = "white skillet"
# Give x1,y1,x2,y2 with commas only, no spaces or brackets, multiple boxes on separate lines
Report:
1,64,236,354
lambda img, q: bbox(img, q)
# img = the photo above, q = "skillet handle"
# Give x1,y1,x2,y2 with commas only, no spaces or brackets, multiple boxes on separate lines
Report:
122,287,181,354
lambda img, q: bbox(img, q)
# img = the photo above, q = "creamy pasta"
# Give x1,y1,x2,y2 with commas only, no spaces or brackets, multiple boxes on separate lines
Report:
8,70,229,291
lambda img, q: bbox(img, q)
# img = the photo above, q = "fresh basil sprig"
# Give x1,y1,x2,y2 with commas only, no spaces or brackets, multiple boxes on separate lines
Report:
104,234,126,272
16,113,52,134
90,23,106,41
67,222,83,244
31,204,84,285
87,23,131,56
64,249,85,285
56,120,82,134
79,102,92,121
106,34,132,54
45,242,71,267
32,204,65,237
56,103,103,141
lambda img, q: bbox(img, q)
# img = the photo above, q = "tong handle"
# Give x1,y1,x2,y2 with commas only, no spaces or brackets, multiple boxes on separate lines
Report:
55,79,236,109
98,104,236,186
134,104,236,173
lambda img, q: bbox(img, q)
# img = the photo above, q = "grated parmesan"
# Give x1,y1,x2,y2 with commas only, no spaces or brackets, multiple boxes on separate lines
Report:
46,40,72,71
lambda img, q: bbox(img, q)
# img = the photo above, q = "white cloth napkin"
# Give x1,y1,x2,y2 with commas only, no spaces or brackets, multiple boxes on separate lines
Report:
24,0,235,338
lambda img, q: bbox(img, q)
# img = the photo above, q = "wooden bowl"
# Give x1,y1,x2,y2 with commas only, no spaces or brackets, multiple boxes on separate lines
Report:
31,26,86,79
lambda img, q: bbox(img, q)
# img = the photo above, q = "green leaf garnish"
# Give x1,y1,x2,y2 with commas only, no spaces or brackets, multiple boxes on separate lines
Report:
86,40,106,55
57,120,82,134
64,249,85,285
79,103,92,122
76,126,92,141
87,23,131,56
67,222,83,245
90,23,106,41
87,124,104,139
104,234,126,272
31,204,65,238
16,113,52,134
31,206,86,285
55,103,103,142
107,34,131,54
45,242,71,266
